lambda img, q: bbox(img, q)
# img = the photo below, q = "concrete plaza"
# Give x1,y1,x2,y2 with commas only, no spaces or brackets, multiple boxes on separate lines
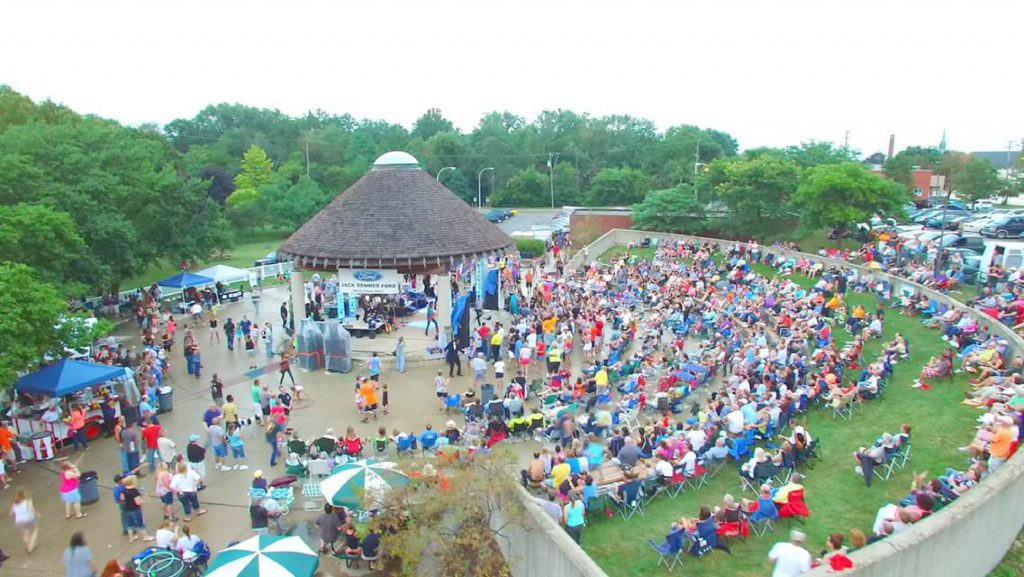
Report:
0,285,541,577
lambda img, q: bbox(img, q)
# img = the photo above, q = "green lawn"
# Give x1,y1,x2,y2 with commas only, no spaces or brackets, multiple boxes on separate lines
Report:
584,248,978,577
121,229,290,289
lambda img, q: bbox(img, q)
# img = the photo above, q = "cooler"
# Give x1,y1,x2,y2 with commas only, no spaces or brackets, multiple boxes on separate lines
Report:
31,431,55,461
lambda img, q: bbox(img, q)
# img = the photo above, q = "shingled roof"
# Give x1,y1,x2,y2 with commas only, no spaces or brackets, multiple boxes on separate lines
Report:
278,152,514,271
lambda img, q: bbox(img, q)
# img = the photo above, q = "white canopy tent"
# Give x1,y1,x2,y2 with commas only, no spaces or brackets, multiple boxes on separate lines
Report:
195,264,250,284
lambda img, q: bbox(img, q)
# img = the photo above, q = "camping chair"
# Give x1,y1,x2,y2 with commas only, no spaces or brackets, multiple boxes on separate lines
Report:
874,446,900,483
643,479,667,506
302,458,331,511
777,489,809,525
445,394,462,414
619,405,641,431
748,497,780,538
717,515,749,542
728,437,751,463
616,480,645,520
689,518,719,558
665,471,687,498
686,462,710,490
831,392,855,420
895,438,912,469
648,528,686,572
396,435,417,457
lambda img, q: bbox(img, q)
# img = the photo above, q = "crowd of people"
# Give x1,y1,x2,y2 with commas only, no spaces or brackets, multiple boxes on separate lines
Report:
5,230,1024,577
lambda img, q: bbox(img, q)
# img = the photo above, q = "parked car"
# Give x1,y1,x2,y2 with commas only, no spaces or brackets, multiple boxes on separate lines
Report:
924,208,970,229
254,251,278,267
499,209,513,220
937,233,986,253
961,209,1024,233
911,208,947,224
485,209,504,223
981,216,1024,238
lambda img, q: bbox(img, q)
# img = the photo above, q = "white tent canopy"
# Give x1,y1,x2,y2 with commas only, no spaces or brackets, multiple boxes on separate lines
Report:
195,264,250,284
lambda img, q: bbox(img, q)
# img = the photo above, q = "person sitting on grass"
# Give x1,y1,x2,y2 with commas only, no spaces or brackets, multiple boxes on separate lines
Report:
912,349,953,389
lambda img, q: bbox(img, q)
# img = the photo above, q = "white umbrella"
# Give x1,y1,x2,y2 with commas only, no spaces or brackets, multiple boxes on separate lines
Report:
204,535,318,577
320,459,409,509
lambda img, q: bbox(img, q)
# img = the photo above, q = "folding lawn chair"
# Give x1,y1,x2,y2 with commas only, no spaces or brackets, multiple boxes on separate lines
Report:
617,480,645,520
647,528,686,572
748,497,779,538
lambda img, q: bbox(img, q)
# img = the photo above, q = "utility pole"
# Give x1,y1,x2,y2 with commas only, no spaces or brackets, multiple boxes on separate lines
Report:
548,153,558,208
305,140,311,180
844,130,850,152
693,142,708,200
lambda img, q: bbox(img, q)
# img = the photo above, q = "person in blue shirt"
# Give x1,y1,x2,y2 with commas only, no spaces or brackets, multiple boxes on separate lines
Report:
419,424,439,451
367,353,381,381
112,474,129,536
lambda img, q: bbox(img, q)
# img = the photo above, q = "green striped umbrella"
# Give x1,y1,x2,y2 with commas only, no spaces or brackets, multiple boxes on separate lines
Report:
320,458,409,509
204,535,318,577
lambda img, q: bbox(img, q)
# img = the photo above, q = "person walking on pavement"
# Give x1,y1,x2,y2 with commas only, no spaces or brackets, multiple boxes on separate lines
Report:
223,318,236,351
445,339,462,377
425,300,439,336
394,337,406,374
279,353,296,386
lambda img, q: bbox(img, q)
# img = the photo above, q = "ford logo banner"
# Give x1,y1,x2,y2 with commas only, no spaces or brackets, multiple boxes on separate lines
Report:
354,270,383,282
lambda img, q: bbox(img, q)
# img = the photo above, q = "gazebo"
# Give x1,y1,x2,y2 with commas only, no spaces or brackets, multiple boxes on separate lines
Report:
278,151,514,345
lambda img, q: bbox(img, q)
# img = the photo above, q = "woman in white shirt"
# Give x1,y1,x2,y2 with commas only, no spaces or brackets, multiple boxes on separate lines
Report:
155,519,177,549
175,525,201,560
10,488,39,553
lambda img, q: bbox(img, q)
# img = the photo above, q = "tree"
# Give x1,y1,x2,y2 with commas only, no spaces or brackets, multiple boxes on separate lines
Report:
588,167,649,206
231,144,274,199
883,146,943,191
708,152,800,240
438,169,471,203
945,154,1001,205
0,204,87,295
198,165,236,204
783,141,858,168
0,264,67,388
632,186,706,234
490,167,549,207
411,108,456,141
791,162,911,235
379,451,526,577
259,178,333,230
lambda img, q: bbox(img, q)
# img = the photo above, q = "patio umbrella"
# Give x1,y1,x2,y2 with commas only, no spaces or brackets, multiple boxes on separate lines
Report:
204,535,318,577
320,459,409,509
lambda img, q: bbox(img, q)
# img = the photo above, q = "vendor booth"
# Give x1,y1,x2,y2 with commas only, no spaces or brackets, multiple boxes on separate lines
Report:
11,360,134,460
158,272,214,313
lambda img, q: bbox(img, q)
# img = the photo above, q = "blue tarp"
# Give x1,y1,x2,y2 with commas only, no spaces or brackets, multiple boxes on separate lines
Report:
15,360,127,397
485,269,498,296
157,272,214,289
452,295,468,337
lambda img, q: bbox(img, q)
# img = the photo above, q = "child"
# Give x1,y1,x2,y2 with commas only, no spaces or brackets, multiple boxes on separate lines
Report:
228,423,249,470
354,391,366,420
373,426,391,457
381,384,390,415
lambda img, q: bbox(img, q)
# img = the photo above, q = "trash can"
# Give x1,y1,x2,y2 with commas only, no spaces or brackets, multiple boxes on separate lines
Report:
481,383,494,405
121,404,140,426
79,470,100,505
157,386,174,413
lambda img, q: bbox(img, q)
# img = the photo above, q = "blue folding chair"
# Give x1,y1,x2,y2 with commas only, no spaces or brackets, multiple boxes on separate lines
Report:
748,497,779,538
729,437,750,463
647,528,686,572
616,480,645,520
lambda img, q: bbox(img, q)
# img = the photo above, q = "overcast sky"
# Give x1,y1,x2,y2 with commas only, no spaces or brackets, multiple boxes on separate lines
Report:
2,0,1020,155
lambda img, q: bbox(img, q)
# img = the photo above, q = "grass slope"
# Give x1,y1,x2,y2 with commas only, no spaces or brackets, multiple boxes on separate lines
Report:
122,229,288,289
585,247,978,577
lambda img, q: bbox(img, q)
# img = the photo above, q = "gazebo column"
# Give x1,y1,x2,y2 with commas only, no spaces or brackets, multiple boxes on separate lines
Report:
497,260,505,312
437,272,453,350
289,268,305,330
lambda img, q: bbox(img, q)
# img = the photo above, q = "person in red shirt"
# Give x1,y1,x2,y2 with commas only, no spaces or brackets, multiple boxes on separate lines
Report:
141,420,162,473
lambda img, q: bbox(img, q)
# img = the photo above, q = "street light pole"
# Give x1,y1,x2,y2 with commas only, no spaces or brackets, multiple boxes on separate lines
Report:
477,167,494,208
436,166,456,182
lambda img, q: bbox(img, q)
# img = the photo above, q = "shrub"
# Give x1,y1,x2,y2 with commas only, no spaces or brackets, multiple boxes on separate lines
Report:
515,238,545,258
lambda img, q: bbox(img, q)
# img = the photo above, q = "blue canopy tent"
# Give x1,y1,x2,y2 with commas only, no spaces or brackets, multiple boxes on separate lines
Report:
15,360,127,397
157,272,214,289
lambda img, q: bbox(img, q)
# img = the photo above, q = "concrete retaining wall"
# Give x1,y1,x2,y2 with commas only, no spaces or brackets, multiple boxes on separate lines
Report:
498,486,610,577
569,228,1024,577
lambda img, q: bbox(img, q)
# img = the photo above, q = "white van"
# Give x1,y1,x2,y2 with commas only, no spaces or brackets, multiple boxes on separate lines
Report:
979,240,1024,275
